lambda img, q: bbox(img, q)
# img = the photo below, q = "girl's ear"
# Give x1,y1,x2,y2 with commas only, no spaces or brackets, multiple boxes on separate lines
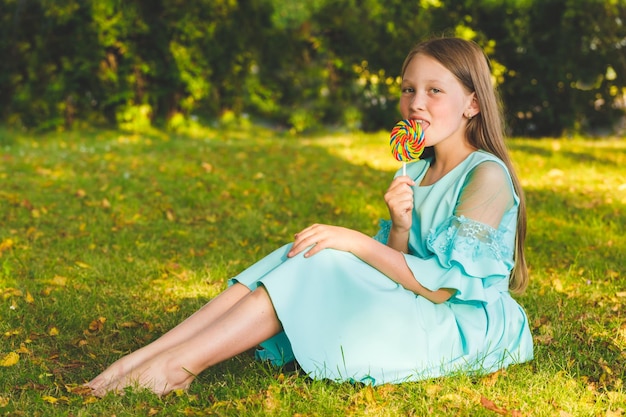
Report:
467,93,480,118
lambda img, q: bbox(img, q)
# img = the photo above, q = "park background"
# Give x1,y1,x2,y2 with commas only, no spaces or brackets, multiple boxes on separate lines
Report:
1,0,625,136
1,0,625,416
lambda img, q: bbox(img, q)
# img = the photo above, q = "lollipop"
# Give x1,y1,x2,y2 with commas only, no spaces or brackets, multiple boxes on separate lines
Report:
389,119,425,175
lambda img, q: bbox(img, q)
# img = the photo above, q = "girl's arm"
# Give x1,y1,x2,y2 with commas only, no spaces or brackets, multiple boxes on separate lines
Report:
289,162,515,304
288,225,455,304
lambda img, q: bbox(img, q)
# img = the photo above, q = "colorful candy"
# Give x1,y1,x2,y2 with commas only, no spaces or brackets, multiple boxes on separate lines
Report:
389,119,426,162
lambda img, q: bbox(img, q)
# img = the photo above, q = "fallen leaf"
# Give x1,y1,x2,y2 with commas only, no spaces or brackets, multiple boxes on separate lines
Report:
48,327,59,336
165,305,180,313
119,321,141,328
83,396,98,404
3,288,23,298
42,395,58,404
0,352,19,367
49,275,67,287
552,278,564,293
75,261,90,269
87,317,106,333
16,343,31,354
0,238,14,255
65,384,94,396
482,369,505,387
25,291,35,304
534,334,554,345
480,396,508,415
606,409,624,417
3,329,21,337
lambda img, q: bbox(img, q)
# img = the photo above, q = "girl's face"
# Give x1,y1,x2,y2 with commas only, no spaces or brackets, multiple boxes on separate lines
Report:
399,53,478,150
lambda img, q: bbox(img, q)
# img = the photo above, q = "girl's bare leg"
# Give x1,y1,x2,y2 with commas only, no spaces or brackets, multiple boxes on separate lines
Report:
89,286,282,396
87,283,252,393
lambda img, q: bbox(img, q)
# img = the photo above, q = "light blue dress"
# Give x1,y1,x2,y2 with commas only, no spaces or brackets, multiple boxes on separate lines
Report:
230,150,533,385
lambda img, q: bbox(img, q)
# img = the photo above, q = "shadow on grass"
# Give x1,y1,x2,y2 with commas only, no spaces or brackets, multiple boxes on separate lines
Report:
510,140,626,167
522,186,625,391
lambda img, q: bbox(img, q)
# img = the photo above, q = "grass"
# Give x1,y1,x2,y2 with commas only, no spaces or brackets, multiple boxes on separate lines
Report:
0,124,624,416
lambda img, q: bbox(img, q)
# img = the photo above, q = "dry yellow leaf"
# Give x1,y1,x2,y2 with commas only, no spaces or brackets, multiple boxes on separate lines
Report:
16,344,31,354
0,238,14,254
4,329,21,337
165,305,180,313
3,288,23,298
42,396,58,404
0,352,19,367
48,327,59,336
88,317,106,332
552,278,564,293
83,396,98,405
75,261,90,269
25,291,35,304
49,275,67,287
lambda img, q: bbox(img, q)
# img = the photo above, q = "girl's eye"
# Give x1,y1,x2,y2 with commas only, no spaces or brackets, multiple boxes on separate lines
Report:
430,88,442,94
401,87,414,94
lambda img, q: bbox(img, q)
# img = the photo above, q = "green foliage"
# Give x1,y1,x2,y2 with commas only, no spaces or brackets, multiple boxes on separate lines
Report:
0,125,625,414
0,0,625,135
474,0,626,136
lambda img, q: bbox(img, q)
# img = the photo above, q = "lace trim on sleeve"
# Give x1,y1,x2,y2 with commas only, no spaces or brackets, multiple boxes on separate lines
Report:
372,219,392,244
426,215,513,278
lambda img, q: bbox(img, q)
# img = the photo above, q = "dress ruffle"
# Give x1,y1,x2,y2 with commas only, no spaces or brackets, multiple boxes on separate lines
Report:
372,219,392,244
403,216,514,304
428,215,514,277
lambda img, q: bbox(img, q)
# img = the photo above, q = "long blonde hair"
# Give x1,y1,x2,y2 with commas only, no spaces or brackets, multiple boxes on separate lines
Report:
401,37,529,293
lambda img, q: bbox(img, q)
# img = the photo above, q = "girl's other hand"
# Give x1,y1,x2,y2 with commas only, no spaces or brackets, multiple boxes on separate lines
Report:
288,224,365,258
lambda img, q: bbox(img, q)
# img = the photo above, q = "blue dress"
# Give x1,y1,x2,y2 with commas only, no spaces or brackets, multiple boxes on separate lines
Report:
230,150,533,385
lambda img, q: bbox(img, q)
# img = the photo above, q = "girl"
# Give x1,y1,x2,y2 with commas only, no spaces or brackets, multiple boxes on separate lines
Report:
87,37,534,397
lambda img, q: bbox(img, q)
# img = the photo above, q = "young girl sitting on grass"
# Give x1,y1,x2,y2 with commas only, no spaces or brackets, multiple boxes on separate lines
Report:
87,36,534,397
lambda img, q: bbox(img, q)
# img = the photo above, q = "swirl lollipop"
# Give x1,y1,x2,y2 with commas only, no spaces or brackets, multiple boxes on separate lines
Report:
389,119,425,175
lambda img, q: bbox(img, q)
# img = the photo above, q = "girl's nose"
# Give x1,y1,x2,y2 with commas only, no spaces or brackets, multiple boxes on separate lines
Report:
409,92,424,112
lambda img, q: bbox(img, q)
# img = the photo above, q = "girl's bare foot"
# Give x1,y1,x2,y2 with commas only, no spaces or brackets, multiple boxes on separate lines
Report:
87,351,196,397
86,346,156,396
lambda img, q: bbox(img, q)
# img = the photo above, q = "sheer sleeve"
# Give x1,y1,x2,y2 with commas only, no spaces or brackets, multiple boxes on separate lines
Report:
454,161,514,228
402,161,517,302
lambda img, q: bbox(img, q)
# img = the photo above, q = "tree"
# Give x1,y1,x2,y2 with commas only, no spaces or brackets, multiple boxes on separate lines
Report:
0,0,624,136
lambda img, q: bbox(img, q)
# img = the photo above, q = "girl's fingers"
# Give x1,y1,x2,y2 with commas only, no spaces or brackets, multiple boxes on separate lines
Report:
289,227,321,257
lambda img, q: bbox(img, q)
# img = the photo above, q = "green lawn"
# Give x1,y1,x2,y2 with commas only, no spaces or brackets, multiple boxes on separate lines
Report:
0,125,624,416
